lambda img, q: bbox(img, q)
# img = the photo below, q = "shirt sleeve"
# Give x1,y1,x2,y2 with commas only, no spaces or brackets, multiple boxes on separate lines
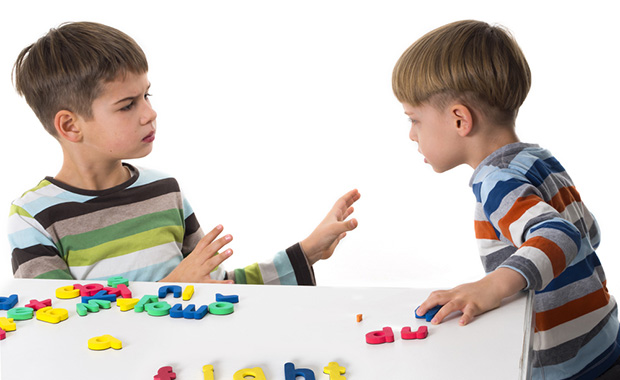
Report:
8,203,73,279
226,243,316,285
480,174,581,291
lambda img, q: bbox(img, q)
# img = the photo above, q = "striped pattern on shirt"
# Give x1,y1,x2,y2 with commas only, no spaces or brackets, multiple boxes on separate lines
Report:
8,164,314,285
470,143,619,380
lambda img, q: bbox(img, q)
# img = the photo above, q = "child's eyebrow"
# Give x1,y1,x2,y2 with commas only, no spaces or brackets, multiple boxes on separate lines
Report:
113,83,151,105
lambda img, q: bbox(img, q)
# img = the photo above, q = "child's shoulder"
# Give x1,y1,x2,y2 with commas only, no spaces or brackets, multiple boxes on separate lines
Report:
9,177,71,219
472,143,556,182
130,164,182,188
12,177,61,206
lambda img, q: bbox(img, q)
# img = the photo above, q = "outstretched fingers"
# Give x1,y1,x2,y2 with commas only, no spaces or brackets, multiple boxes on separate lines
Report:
194,225,233,262
337,189,361,211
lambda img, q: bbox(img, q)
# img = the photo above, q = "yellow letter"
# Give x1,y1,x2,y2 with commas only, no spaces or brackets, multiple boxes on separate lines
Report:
55,285,80,299
183,285,195,301
0,317,16,332
233,367,266,380
324,362,347,379
203,365,214,380
36,306,69,324
88,334,122,350
117,298,140,311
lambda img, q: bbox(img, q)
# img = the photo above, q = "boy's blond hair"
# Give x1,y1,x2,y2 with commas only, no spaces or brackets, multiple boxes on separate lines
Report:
12,22,148,136
392,20,531,126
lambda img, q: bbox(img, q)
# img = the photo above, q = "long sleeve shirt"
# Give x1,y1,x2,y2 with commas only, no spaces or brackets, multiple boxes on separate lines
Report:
471,143,619,379
8,164,314,285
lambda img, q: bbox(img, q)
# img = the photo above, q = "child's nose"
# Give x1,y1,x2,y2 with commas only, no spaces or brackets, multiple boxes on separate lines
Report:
409,127,417,142
141,103,157,125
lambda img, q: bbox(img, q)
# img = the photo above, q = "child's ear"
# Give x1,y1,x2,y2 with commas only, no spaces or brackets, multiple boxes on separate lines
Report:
54,110,83,142
451,104,473,137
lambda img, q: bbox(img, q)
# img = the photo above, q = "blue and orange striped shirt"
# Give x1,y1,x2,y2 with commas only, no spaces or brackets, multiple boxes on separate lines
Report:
471,143,619,379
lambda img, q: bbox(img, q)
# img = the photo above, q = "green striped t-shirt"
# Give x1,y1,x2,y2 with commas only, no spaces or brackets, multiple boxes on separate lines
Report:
8,164,314,285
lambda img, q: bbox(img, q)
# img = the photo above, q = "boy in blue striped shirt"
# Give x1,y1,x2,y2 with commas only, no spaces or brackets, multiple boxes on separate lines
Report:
393,20,619,379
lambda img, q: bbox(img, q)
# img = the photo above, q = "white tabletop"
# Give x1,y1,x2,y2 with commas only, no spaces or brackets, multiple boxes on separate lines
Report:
0,279,532,379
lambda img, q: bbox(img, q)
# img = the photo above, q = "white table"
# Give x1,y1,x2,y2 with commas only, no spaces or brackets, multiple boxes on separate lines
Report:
0,279,533,379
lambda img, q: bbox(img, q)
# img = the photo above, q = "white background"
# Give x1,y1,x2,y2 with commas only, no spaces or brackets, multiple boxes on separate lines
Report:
1,1,618,297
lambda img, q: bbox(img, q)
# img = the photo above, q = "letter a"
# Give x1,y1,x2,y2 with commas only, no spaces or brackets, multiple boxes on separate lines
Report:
233,367,266,380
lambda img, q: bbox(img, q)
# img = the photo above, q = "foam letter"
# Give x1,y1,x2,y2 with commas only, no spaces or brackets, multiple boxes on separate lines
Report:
25,298,52,310
73,283,103,297
56,285,80,299
233,367,266,380
117,284,132,298
7,307,34,321
215,293,239,303
0,294,18,310
36,306,69,324
117,298,139,311
82,290,116,303
135,295,158,313
401,325,428,340
145,301,172,316
154,366,176,380
208,301,234,315
182,285,194,301
158,285,182,298
365,326,394,344
284,362,316,380
323,362,347,380
203,365,214,380
0,317,16,332
107,276,129,287
88,334,122,350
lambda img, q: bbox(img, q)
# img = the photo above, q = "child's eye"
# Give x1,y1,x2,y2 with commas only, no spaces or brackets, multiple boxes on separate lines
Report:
120,93,152,111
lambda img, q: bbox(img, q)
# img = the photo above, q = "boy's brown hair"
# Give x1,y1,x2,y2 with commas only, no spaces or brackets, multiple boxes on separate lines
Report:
12,22,148,136
392,20,531,127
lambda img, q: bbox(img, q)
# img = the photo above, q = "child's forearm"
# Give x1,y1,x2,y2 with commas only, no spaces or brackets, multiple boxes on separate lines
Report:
484,267,528,300
417,267,527,326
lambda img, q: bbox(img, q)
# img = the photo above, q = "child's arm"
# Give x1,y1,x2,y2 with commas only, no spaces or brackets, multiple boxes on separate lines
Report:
159,225,234,283
224,189,360,285
300,189,360,265
423,168,583,325
416,267,526,326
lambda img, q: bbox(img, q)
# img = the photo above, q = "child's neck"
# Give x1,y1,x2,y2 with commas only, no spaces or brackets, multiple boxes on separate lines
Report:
54,160,132,191
466,125,520,170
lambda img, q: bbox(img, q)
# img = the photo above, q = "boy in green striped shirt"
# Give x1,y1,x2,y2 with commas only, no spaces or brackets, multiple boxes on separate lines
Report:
8,21,359,284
